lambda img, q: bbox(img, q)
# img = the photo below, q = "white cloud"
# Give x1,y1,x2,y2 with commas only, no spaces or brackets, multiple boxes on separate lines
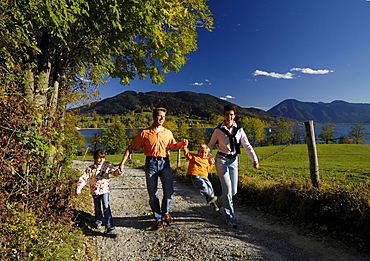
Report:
253,67,334,80
190,82,204,86
190,79,212,86
220,95,235,100
290,67,334,74
253,70,294,79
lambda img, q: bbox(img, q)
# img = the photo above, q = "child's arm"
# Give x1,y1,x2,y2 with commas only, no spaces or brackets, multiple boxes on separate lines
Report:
182,140,192,160
206,157,215,172
208,157,215,166
106,163,122,177
76,169,90,195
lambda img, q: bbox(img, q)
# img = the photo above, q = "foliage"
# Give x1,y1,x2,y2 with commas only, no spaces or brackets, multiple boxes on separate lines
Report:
188,128,208,150
318,123,337,144
236,175,370,250
62,123,85,161
266,122,294,145
348,123,370,144
239,117,266,146
0,79,84,260
99,123,127,154
1,0,213,111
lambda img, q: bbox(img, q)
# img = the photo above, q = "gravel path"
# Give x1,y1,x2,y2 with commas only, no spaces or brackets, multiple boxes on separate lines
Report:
73,161,369,261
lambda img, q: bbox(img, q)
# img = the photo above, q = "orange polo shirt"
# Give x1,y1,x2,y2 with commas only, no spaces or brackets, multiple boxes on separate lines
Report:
131,126,177,157
183,147,214,179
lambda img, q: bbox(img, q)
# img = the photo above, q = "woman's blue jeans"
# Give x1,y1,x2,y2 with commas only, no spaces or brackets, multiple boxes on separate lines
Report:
144,157,174,221
93,193,114,228
215,154,238,220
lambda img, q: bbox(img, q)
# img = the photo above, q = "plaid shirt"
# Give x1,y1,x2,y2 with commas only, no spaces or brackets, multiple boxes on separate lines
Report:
76,163,118,195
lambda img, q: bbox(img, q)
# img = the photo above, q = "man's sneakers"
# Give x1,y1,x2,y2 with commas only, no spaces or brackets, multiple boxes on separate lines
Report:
163,213,173,225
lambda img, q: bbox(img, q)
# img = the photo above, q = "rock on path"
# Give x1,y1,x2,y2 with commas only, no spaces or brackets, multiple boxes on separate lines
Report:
73,161,369,261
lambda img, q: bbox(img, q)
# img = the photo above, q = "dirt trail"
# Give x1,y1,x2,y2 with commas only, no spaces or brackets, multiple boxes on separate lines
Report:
73,161,369,261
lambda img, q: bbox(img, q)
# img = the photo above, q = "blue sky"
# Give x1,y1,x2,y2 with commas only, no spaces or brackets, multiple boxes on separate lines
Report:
97,0,370,111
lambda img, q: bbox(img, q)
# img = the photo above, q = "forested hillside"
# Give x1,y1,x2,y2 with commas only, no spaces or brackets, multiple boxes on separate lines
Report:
73,90,295,123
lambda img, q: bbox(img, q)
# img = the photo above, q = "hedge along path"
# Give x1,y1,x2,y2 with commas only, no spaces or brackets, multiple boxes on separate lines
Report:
75,162,369,261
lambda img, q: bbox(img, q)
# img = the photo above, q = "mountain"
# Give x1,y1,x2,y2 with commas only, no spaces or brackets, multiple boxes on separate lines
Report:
268,99,370,123
73,90,293,122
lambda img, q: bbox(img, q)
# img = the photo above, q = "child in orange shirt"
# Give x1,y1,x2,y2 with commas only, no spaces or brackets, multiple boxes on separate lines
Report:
182,141,219,211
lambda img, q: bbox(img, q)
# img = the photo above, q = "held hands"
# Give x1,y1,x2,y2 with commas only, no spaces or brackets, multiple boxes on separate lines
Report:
182,139,189,148
208,157,215,165
114,168,123,176
117,166,124,175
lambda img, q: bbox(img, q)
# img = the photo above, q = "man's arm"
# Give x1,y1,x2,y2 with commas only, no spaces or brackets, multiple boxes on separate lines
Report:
171,139,186,151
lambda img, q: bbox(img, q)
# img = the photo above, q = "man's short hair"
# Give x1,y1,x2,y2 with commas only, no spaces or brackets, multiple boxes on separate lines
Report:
153,107,167,116
93,149,106,160
223,104,236,114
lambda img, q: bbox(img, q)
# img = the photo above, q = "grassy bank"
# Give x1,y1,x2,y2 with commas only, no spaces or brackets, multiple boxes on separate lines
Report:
221,144,370,252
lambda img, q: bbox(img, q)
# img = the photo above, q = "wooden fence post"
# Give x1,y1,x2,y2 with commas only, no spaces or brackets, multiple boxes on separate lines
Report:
177,149,181,169
304,121,320,188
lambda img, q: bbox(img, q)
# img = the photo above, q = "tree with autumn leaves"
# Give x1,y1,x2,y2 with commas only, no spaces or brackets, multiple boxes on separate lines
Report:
0,1,213,258
0,0,213,176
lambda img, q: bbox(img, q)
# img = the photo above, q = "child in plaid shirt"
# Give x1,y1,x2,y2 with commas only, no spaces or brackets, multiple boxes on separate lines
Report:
76,150,120,233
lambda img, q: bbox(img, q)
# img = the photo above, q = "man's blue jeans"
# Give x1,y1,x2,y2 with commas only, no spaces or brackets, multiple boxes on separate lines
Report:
93,193,114,228
215,154,238,220
144,157,174,221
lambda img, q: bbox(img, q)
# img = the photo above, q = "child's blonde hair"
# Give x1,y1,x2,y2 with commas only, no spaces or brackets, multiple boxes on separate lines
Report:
197,144,210,153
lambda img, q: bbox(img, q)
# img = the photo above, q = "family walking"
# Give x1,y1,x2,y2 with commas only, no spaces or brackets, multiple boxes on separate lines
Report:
76,104,259,231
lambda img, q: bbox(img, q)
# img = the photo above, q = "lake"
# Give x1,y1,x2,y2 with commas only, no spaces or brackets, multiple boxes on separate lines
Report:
300,124,370,144
78,124,370,148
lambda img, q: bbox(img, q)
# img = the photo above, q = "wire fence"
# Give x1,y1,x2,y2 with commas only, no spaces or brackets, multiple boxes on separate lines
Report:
246,144,290,165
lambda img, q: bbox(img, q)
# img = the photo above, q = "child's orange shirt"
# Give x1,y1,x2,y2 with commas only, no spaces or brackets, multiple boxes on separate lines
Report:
183,147,214,179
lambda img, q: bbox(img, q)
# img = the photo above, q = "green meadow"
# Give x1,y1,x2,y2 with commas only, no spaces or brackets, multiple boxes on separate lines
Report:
85,144,370,187
242,144,370,186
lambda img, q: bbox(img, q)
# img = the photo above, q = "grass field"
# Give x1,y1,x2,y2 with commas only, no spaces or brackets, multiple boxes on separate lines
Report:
244,144,370,186
76,144,370,186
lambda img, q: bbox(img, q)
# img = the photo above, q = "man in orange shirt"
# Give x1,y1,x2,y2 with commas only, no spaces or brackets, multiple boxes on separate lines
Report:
118,108,185,230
